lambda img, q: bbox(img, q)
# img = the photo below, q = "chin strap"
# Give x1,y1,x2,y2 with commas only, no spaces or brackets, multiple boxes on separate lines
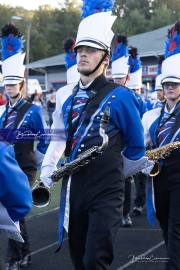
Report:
78,51,109,77
11,92,21,99
170,94,180,101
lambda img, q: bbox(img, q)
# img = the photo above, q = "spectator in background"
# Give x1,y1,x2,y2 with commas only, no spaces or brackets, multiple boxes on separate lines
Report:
40,94,47,108
49,87,53,93
47,93,56,126
24,93,32,103
31,89,38,102
32,95,42,107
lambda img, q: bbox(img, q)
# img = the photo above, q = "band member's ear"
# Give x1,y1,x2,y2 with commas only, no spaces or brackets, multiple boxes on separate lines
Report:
103,54,110,66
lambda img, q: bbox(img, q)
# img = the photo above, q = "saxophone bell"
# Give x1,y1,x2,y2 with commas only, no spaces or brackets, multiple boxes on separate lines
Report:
149,161,162,177
32,180,51,208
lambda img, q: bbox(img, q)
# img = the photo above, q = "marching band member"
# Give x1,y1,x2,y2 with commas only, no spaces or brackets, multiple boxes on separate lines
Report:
111,33,132,227
142,21,180,270
0,141,32,270
127,45,148,216
128,46,147,118
153,56,166,109
40,0,153,268
0,22,49,270
63,37,80,84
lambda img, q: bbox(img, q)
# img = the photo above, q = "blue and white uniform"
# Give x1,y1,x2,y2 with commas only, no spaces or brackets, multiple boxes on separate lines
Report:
41,75,147,256
42,77,146,179
142,101,180,269
0,98,49,261
0,141,32,267
0,142,32,222
134,93,147,118
0,98,49,165
152,99,166,109
142,105,180,150
145,98,153,111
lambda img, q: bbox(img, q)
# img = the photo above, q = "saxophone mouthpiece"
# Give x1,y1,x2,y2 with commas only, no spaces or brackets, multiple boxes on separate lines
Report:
100,107,110,130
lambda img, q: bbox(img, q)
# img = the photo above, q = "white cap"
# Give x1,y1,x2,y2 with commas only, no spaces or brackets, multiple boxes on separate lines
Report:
2,52,25,85
155,74,163,90
128,68,142,89
111,56,129,78
67,64,80,84
161,53,180,84
74,11,116,52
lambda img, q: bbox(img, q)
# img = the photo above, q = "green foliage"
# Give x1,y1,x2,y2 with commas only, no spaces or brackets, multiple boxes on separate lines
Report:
0,0,180,63
150,4,175,30
125,9,150,35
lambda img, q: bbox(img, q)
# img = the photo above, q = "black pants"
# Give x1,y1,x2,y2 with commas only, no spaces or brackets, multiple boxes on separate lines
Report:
7,218,30,260
154,163,180,270
68,153,124,270
133,172,147,207
0,248,5,270
123,176,132,216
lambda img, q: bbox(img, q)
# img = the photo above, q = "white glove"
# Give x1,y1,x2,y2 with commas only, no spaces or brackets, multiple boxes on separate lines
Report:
40,166,55,188
141,161,155,175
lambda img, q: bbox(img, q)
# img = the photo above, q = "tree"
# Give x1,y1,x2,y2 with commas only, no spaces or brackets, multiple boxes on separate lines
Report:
112,0,153,35
153,0,180,21
1,0,180,66
150,4,175,30
114,0,154,20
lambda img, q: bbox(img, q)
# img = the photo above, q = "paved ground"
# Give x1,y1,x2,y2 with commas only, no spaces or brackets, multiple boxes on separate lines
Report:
1,181,168,270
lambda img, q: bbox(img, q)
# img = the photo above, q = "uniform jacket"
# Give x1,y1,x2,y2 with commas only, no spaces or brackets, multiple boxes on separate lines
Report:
0,142,32,222
135,93,147,118
41,74,147,246
42,74,146,182
0,100,49,185
142,104,180,166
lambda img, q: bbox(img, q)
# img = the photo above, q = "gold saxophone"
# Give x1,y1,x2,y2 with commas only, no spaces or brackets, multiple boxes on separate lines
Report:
145,141,180,176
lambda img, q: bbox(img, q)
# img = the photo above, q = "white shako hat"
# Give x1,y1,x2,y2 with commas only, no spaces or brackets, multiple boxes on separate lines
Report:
155,75,162,90
63,37,80,84
0,22,25,85
74,0,117,54
127,46,142,89
161,21,180,84
111,33,129,78
67,65,80,84
155,55,164,90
